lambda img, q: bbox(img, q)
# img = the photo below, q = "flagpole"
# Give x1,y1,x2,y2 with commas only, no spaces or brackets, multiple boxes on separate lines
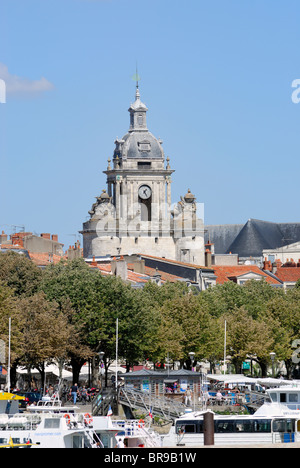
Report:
7,318,11,393
116,318,118,392
224,320,227,376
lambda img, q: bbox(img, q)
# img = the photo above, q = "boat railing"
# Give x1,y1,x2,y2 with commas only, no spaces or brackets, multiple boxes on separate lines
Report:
0,413,42,431
111,419,161,448
0,413,88,432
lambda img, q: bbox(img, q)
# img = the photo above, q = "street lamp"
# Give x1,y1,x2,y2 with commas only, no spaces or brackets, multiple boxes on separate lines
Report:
270,352,276,378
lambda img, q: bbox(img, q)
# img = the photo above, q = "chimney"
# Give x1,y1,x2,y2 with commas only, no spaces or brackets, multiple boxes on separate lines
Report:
111,258,128,281
263,257,272,272
11,234,24,247
52,234,58,242
0,231,8,244
91,256,98,268
41,233,51,240
205,249,212,267
272,259,282,274
205,240,215,255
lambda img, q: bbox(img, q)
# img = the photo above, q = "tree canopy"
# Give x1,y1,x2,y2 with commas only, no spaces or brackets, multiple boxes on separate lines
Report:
0,252,299,384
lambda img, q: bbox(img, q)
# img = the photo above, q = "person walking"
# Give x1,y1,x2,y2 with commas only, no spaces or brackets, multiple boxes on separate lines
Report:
81,386,88,405
185,386,193,407
71,383,78,405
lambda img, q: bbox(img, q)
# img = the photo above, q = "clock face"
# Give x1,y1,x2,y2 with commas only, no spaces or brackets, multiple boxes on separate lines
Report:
138,185,152,200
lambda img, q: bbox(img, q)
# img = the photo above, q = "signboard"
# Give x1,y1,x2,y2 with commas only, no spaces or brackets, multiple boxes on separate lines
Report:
142,380,150,393
242,362,250,370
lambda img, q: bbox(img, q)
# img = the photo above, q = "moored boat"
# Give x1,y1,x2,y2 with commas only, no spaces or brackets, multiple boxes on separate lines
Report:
163,385,300,447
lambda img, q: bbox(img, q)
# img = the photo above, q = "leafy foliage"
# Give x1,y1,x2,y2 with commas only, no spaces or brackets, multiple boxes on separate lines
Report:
0,252,300,382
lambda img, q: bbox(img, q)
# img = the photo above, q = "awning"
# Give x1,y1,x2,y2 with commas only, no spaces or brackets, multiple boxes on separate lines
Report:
17,365,72,379
0,392,25,401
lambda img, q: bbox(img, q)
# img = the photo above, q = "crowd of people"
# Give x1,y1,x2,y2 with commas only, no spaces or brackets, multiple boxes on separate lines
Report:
11,383,102,406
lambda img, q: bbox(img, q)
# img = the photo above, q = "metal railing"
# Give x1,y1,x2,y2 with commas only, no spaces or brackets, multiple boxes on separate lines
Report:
118,386,186,421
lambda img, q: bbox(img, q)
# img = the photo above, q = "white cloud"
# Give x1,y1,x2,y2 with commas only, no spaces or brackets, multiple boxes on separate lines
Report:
0,63,54,97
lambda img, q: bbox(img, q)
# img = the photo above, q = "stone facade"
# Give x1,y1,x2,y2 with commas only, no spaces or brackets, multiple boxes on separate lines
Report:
81,86,204,265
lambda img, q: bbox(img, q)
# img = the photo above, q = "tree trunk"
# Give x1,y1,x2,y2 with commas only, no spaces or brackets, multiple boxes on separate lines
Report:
70,356,85,385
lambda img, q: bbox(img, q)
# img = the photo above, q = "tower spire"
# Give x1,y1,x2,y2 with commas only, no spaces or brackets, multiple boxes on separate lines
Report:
132,66,141,98
136,64,139,89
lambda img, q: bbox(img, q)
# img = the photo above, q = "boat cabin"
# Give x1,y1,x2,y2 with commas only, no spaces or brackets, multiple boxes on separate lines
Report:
267,387,300,409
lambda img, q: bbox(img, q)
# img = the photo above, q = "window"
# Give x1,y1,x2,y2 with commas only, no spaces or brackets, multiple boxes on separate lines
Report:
215,420,236,433
176,420,203,434
44,419,61,429
137,140,151,152
235,420,253,433
289,393,298,403
280,393,287,403
183,424,196,434
138,162,151,170
176,422,199,434
73,435,83,448
253,419,271,433
270,393,278,402
273,419,295,433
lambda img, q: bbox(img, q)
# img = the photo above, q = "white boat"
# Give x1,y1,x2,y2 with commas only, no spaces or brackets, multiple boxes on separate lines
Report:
93,417,162,448
0,391,161,448
163,385,300,447
26,394,79,415
0,412,102,448
0,392,102,448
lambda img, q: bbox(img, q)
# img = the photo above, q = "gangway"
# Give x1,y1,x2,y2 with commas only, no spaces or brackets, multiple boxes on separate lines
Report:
118,387,186,422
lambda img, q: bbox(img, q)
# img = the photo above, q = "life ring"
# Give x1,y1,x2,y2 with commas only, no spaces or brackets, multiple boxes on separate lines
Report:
138,419,145,429
64,414,71,425
84,413,93,425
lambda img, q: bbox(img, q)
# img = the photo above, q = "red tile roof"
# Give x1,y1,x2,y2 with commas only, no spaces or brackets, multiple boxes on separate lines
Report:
88,262,150,283
274,267,300,283
29,252,64,266
213,265,282,285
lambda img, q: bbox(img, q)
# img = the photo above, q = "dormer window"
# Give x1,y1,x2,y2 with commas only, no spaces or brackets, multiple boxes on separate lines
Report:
137,140,151,152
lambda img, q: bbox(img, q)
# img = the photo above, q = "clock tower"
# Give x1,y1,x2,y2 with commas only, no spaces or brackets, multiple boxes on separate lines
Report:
81,85,205,265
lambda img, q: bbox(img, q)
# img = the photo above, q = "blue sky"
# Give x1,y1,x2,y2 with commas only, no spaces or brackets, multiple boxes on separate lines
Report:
0,0,300,250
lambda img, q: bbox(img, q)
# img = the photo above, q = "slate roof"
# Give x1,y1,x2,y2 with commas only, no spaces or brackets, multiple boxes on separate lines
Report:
206,219,300,258
123,369,199,378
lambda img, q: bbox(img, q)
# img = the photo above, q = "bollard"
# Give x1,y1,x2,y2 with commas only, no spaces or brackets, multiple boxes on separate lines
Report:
203,411,214,446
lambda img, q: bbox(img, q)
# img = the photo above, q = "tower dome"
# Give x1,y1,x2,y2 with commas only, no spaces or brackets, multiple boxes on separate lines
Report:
113,87,164,160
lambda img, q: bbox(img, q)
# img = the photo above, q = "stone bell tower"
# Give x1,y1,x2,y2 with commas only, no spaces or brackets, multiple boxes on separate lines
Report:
81,85,205,265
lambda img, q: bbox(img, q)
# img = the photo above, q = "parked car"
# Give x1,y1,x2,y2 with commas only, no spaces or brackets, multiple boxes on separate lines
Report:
13,391,42,409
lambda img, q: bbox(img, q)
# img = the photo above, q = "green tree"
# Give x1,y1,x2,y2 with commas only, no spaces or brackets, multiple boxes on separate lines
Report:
0,282,25,385
0,251,42,297
225,306,274,375
18,292,82,386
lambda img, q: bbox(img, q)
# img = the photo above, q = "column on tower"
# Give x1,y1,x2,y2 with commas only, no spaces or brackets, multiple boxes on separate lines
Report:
151,181,160,236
